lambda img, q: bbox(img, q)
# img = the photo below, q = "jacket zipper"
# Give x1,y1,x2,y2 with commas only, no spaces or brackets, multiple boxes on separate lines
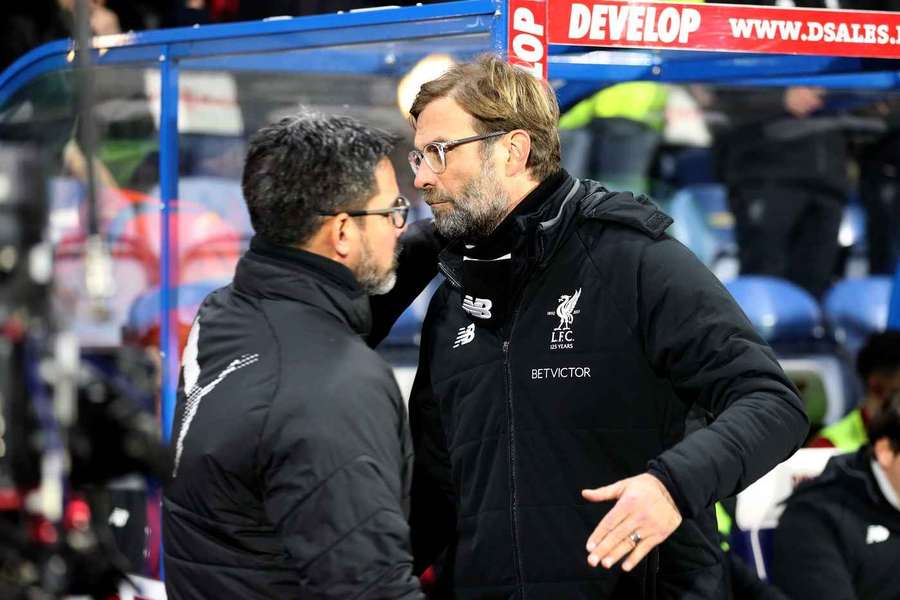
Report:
503,298,527,599
443,252,530,596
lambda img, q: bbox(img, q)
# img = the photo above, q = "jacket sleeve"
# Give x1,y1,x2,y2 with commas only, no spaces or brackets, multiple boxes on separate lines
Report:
639,237,809,519
408,290,457,575
260,372,424,600
770,500,858,600
367,219,444,347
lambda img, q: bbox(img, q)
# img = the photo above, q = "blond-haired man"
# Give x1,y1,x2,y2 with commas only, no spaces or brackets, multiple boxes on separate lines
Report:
407,55,808,599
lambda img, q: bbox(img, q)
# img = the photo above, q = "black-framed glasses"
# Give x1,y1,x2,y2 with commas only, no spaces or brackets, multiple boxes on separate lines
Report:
318,196,410,229
408,131,507,175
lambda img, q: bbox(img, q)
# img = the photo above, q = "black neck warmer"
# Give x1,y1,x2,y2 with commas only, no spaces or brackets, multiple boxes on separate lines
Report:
459,169,570,329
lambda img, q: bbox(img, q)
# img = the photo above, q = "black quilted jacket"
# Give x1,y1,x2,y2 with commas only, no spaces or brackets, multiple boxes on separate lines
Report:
409,173,809,600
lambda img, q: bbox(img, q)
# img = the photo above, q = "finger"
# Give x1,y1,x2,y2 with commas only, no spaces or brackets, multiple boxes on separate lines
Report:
588,515,637,560
582,480,626,503
622,536,658,572
590,534,637,570
585,504,629,553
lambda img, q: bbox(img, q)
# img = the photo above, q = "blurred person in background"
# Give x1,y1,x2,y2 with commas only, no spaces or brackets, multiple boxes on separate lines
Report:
558,82,666,194
857,100,900,276
772,392,900,600
57,0,121,35
809,330,900,450
713,84,848,299
711,0,854,299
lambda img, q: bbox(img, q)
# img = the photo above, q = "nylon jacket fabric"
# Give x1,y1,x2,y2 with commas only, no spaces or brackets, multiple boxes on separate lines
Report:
162,236,427,600
771,449,900,600
409,173,808,600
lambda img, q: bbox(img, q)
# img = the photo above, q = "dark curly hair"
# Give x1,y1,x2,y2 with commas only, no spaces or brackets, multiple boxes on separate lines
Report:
868,393,900,453
857,331,900,382
241,111,397,246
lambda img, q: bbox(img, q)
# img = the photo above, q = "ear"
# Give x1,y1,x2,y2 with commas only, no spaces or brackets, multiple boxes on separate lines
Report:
869,373,887,400
873,437,896,470
330,213,356,260
504,130,532,177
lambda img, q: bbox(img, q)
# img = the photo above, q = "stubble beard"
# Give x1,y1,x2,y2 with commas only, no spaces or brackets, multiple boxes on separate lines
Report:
357,235,400,296
426,158,510,242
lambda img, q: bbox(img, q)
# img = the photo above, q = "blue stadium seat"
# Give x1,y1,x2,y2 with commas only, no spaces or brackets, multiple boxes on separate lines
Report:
726,276,855,426
824,276,892,356
726,276,824,345
667,183,737,277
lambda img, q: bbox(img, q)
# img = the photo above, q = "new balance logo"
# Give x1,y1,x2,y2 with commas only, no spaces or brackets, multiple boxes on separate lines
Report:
453,323,475,348
462,295,493,319
867,524,890,544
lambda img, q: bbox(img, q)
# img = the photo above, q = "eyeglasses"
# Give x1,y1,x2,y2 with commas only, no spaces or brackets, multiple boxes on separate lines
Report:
408,131,507,175
318,195,410,229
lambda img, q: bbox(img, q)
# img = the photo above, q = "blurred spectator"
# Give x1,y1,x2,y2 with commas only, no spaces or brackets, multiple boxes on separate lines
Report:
810,330,900,449
173,0,449,25
558,82,666,194
712,85,848,298
710,0,851,298
236,0,446,21
857,101,900,275
1,1,450,70
1,1,129,71
771,393,900,600
0,2,69,71
57,0,122,35
846,2,900,277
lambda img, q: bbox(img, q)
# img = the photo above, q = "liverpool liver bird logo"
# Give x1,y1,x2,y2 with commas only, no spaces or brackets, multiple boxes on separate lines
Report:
551,288,581,331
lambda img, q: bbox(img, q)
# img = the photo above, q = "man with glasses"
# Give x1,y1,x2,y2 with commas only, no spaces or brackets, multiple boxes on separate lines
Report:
163,112,428,599
406,55,808,599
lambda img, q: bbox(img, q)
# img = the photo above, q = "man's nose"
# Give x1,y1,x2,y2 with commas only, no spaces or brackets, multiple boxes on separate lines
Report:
413,163,437,189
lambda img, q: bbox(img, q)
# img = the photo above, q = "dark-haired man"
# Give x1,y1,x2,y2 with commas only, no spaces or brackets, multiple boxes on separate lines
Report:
773,393,900,600
163,112,426,599
810,330,900,450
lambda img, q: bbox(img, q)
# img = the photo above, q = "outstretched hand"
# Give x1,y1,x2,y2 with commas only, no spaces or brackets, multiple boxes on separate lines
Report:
582,473,682,572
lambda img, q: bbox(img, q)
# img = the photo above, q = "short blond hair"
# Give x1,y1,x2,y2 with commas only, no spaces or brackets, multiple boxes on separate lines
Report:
409,54,561,181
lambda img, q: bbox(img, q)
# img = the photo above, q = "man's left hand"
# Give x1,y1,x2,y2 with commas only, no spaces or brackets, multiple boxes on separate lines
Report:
582,473,682,572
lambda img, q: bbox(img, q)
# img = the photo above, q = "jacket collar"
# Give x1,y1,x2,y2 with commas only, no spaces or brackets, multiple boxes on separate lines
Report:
438,172,673,285
812,449,900,518
871,457,900,512
233,236,372,337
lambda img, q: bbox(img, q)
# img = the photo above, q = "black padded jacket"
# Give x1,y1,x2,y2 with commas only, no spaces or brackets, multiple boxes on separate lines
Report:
162,227,439,600
772,448,900,600
409,172,809,600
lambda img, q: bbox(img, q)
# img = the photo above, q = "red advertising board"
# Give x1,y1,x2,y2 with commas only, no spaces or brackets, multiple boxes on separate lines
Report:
545,0,900,59
509,0,549,79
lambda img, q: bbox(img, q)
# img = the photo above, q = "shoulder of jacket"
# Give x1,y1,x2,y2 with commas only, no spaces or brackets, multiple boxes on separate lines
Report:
787,463,867,522
575,186,672,239
573,216,680,274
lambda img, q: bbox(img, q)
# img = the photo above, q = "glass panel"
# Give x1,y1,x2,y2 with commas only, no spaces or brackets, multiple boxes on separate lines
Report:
0,63,164,577
173,34,491,352
1,65,164,351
